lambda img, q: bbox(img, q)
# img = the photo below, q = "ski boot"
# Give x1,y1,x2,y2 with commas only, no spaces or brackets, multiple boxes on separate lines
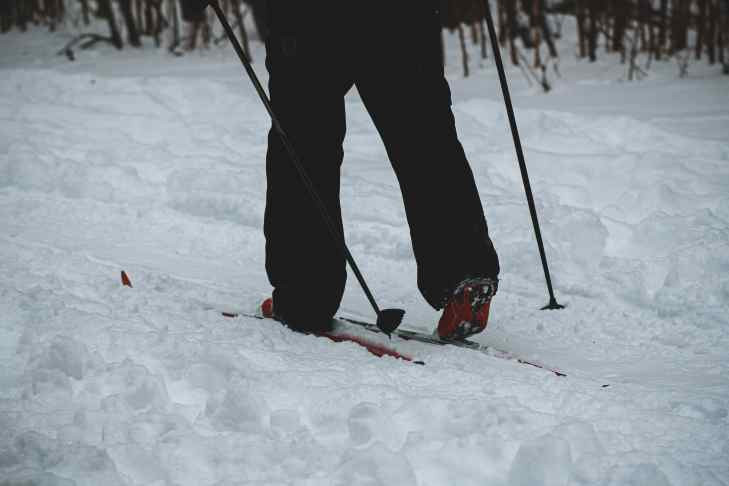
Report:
260,296,334,334
437,277,498,340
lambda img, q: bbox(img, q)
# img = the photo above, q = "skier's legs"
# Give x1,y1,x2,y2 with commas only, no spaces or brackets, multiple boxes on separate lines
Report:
354,1,499,309
264,2,353,331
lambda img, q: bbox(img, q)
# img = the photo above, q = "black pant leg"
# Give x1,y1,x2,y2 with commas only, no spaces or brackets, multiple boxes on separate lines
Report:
353,1,499,309
264,2,353,330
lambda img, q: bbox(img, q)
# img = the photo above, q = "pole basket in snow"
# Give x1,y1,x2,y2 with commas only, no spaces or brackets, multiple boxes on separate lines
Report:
377,309,406,335
481,0,564,311
208,1,405,334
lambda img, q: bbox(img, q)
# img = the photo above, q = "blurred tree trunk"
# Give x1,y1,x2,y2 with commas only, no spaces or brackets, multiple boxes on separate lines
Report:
479,20,488,59
603,0,612,52
80,0,90,25
119,0,142,47
135,0,143,33
231,0,252,60
458,23,470,76
647,0,660,60
719,0,727,69
33,0,42,24
575,0,587,57
2,1,13,32
539,0,558,57
530,0,543,67
180,0,207,50
656,0,667,59
169,0,181,52
57,0,66,28
504,0,519,64
587,0,598,61
637,0,651,54
498,0,508,44
154,0,165,46
201,10,211,47
46,0,55,30
706,0,717,63
696,0,707,59
99,0,124,48
144,0,154,35
0,1,10,33
187,21,200,50
671,0,689,53
98,0,111,21
613,0,627,59
17,0,29,31
627,22,642,79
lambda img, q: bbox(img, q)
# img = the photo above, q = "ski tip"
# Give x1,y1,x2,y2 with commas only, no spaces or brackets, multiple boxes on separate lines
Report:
121,270,133,288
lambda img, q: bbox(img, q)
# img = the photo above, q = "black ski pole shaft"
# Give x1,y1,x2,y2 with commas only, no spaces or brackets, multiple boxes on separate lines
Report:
209,1,405,332
481,0,563,310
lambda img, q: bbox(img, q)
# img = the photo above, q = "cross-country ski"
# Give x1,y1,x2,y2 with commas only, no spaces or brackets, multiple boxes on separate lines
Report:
217,305,566,376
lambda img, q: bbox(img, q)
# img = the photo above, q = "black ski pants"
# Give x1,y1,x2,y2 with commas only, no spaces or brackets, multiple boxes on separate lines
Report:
264,1,499,330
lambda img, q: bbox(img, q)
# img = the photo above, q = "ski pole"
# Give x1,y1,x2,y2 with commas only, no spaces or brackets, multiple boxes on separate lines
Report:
480,0,563,310
206,0,405,334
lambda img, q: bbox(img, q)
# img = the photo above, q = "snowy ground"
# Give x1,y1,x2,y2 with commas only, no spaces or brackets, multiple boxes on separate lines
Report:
1,21,729,486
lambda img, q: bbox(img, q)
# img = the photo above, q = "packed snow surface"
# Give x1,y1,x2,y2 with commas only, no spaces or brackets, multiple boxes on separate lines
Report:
2,25,729,486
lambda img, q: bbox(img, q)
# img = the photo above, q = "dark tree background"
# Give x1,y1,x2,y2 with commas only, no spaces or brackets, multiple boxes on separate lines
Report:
2,0,728,77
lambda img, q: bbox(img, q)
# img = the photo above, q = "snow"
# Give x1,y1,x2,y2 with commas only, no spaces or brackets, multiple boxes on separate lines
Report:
1,22,729,486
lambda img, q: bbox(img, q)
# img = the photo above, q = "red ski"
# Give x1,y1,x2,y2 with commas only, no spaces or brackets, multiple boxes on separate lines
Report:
222,310,423,364
220,311,564,376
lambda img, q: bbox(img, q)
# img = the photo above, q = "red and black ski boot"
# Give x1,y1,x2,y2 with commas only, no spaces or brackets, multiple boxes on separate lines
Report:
437,277,498,340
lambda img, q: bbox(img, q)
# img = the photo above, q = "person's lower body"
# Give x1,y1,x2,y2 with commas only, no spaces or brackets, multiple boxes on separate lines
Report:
262,2,352,333
263,0,499,334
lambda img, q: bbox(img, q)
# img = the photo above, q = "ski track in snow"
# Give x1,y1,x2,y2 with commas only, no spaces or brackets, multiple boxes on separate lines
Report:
1,27,729,486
